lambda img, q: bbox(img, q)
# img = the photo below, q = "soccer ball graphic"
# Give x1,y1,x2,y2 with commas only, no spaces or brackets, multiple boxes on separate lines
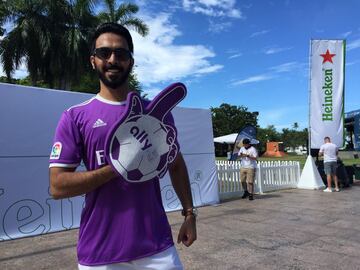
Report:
109,115,178,182
105,83,186,183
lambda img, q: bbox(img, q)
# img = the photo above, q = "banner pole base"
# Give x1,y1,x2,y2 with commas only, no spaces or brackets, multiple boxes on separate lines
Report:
297,155,326,190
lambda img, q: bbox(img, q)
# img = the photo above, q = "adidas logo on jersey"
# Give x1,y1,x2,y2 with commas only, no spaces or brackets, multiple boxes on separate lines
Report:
93,119,107,128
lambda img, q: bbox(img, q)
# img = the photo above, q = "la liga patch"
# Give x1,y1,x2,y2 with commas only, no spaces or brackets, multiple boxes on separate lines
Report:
50,142,62,159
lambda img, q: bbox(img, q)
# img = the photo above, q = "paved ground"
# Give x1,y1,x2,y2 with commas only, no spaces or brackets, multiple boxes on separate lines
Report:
1,184,360,270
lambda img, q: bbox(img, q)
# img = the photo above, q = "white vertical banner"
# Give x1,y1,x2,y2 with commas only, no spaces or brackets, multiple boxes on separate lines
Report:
310,40,345,148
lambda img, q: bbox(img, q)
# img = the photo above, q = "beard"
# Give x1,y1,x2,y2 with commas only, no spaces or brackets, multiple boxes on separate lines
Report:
95,63,132,89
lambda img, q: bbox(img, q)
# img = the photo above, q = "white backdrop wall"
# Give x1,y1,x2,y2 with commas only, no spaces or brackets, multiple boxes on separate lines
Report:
0,83,219,241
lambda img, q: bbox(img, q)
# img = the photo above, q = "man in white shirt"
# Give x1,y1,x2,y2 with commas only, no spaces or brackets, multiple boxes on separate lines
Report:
238,138,258,200
319,136,340,192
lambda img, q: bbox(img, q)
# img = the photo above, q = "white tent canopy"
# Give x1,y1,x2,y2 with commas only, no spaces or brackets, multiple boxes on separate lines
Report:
213,133,238,144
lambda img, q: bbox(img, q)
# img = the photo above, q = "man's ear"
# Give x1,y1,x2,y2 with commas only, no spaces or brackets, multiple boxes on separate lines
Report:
90,55,95,69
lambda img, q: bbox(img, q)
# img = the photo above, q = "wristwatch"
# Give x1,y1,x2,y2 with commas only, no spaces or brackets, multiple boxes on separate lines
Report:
181,207,198,218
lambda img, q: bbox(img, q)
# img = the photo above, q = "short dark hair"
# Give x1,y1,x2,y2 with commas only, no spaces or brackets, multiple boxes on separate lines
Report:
91,23,134,53
242,138,251,145
324,136,330,141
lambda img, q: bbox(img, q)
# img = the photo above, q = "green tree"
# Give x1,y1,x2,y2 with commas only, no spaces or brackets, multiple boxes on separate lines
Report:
211,103,258,137
257,125,281,153
0,1,8,36
71,70,143,94
281,128,307,150
98,1,148,36
0,0,97,89
0,0,147,94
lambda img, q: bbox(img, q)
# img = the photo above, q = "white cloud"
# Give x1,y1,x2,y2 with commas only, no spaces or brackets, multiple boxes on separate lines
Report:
142,87,162,99
13,69,28,78
182,0,243,18
269,62,299,73
346,60,360,66
208,20,232,33
228,53,242,59
2,12,223,86
196,64,223,74
230,61,304,87
131,13,223,86
0,61,28,79
0,35,28,79
347,38,360,51
264,46,293,54
250,30,270,38
231,74,273,86
340,31,352,38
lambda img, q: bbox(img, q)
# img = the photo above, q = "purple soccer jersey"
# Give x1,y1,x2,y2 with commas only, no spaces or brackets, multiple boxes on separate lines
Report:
49,94,178,266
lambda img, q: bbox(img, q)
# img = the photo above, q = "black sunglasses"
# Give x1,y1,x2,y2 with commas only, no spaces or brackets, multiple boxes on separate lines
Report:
93,47,133,61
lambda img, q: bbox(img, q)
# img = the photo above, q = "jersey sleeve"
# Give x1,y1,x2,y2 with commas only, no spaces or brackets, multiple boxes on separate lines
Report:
49,111,83,168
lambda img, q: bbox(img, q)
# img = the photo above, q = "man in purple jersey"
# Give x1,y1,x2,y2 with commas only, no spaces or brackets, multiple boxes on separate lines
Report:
49,23,196,270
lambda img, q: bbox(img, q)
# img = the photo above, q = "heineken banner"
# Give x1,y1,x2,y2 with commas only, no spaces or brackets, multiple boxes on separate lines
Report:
310,40,345,148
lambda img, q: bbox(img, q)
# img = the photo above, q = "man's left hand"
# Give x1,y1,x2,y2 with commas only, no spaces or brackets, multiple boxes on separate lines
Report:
177,215,197,247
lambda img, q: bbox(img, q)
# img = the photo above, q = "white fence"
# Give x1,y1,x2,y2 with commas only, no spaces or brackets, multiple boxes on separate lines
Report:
216,160,301,199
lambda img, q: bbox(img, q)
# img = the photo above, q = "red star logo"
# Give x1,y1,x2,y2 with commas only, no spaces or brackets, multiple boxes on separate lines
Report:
320,49,336,64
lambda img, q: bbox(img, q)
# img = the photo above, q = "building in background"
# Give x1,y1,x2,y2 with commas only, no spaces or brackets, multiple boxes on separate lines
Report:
345,109,360,152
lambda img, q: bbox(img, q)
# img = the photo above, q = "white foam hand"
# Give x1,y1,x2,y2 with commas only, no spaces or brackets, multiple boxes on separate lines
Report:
105,83,187,183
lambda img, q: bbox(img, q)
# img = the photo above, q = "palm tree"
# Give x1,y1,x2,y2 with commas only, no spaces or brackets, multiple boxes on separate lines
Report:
50,0,99,89
1,0,48,84
0,1,8,36
0,0,98,89
98,1,148,36
0,0,148,92
292,122,299,130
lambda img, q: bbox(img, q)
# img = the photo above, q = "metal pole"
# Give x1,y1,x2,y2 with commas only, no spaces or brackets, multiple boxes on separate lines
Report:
307,40,313,156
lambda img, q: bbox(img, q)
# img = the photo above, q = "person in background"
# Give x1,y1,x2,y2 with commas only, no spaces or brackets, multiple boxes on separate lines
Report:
319,136,340,192
238,138,258,200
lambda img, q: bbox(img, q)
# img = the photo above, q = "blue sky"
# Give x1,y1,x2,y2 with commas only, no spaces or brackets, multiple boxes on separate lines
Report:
130,0,360,131
4,0,360,131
